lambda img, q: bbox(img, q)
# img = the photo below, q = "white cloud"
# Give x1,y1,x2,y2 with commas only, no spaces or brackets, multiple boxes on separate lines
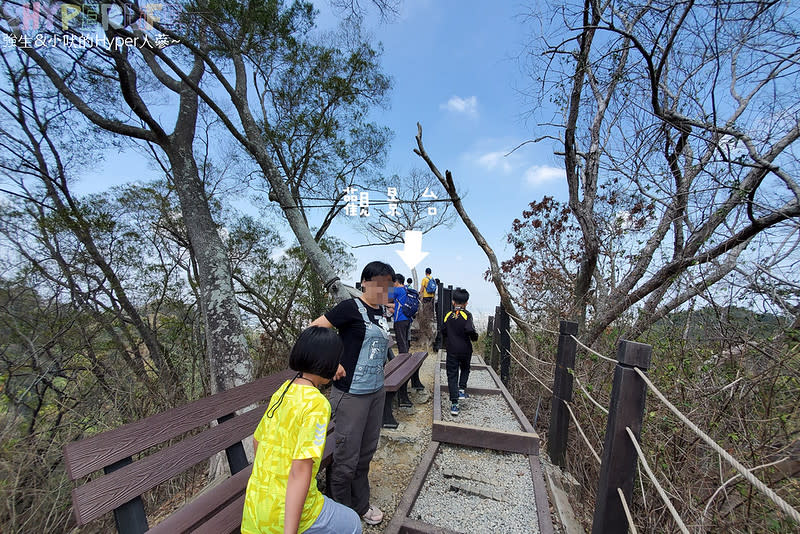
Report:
468,141,563,184
270,246,289,261
614,210,653,230
718,134,747,160
524,165,565,187
615,210,633,230
477,150,514,173
441,95,478,117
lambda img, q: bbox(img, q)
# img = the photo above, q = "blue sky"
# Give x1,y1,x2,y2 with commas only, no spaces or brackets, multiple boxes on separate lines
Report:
69,1,571,321
311,1,570,319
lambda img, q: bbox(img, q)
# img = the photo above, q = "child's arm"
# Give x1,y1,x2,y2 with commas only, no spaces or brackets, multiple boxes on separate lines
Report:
284,458,314,534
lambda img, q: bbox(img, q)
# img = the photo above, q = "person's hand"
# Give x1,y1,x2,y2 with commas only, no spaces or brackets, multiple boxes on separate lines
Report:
333,364,346,380
386,302,395,315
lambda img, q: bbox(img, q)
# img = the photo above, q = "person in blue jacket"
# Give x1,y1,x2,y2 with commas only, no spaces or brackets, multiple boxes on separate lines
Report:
391,274,411,354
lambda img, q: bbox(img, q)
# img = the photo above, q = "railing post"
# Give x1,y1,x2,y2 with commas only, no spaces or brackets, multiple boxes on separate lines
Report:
499,305,511,385
547,320,578,468
433,282,450,352
591,340,652,534
490,305,502,372
486,315,494,364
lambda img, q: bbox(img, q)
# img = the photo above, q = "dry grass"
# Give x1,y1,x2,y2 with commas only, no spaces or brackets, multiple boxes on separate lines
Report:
505,325,800,533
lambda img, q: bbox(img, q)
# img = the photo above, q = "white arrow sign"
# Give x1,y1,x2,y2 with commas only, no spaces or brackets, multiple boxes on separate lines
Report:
395,230,429,271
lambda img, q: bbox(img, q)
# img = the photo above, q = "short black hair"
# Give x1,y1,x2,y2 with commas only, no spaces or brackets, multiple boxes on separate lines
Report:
289,326,343,379
395,273,405,284
425,267,432,275
452,288,469,305
406,278,412,285
360,261,395,283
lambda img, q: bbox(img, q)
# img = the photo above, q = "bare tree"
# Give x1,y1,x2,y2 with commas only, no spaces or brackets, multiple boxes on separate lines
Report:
414,123,534,339
519,0,800,344
126,1,392,306
0,49,189,398
356,167,454,249
330,0,401,22
0,2,256,395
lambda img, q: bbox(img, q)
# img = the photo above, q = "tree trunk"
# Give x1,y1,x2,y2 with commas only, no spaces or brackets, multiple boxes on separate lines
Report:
214,53,353,305
564,3,602,330
168,147,252,393
9,26,255,394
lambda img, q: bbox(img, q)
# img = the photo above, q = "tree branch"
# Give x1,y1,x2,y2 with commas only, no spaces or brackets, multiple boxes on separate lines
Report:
414,122,533,338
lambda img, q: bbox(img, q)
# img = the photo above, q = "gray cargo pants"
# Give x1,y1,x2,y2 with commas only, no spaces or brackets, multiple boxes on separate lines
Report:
328,386,385,516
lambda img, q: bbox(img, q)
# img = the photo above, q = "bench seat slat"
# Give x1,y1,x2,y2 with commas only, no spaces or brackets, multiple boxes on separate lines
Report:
193,493,245,534
72,406,266,526
385,352,427,392
148,465,252,534
64,370,295,480
383,352,410,380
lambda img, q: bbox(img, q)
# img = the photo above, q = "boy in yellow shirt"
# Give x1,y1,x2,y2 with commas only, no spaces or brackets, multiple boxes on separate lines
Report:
242,327,361,534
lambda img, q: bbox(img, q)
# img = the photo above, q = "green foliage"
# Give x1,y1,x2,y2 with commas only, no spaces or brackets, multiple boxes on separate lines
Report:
243,234,356,377
258,19,392,198
0,1,392,531
652,306,785,343
184,0,315,54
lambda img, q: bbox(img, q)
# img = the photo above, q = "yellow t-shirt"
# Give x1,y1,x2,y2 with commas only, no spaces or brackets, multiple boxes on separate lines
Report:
241,380,330,533
421,276,434,298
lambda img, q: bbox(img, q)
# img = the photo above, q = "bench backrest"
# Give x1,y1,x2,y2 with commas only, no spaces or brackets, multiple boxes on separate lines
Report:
63,369,295,528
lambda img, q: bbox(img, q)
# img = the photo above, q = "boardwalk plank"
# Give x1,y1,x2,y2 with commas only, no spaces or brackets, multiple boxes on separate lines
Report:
384,441,440,534
432,420,539,455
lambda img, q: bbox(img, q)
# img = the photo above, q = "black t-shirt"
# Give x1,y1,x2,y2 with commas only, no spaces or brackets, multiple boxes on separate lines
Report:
325,297,388,393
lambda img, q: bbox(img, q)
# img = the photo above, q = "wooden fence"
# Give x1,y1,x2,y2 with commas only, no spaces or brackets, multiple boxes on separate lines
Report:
487,305,653,534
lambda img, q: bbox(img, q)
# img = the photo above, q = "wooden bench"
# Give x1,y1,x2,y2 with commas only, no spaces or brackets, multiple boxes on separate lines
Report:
63,369,335,534
382,351,428,429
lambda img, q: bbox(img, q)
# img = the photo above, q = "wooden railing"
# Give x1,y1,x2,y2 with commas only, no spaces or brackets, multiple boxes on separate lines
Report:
486,303,800,533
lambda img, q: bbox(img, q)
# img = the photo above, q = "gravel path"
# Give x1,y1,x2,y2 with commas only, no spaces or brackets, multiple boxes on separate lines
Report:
440,393,524,432
344,349,545,532
362,345,437,533
439,367,498,389
411,443,539,533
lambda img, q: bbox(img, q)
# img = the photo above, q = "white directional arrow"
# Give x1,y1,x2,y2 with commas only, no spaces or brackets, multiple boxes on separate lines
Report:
395,230,429,271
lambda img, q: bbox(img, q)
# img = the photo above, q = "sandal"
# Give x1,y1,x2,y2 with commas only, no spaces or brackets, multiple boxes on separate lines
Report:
361,504,384,525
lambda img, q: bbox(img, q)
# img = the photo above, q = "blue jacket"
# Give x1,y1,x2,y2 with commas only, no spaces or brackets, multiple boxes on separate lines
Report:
393,286,410,322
